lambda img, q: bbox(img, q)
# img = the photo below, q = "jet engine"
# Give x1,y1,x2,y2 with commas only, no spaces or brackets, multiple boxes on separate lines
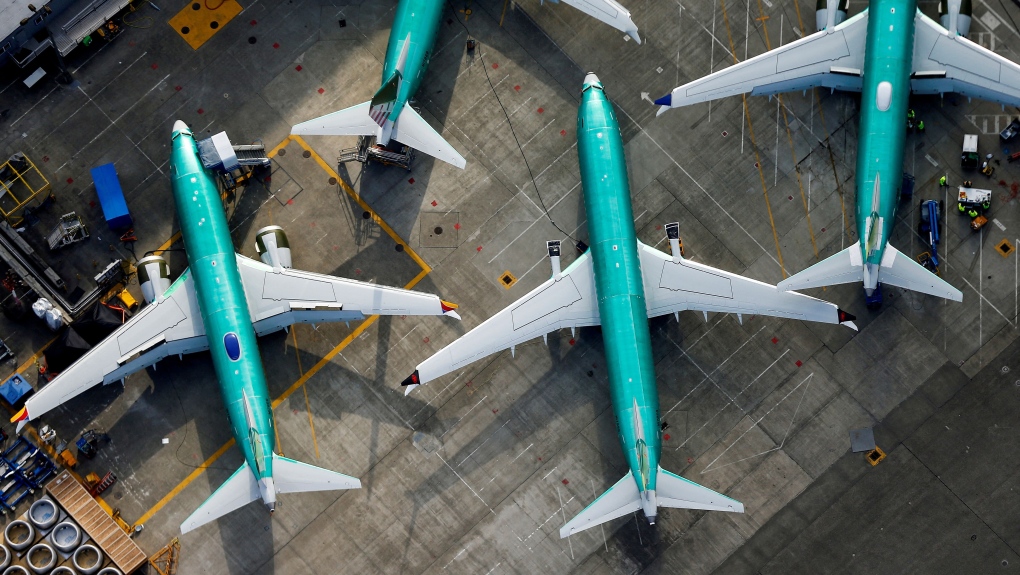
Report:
137,255,171,304
815,0,849,32
939,0,972,37
254,225,292,269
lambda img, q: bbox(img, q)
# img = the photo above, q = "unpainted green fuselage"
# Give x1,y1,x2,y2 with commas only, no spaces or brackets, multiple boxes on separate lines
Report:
169,125,275,484
855,0,916,267
382,0,444,123
578,78,659,493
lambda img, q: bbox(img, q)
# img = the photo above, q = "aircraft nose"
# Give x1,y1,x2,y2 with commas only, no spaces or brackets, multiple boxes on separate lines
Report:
173,120,189,133
583,72,600,86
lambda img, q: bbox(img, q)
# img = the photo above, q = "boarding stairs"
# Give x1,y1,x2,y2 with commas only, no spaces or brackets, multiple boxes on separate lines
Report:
339,136,414,171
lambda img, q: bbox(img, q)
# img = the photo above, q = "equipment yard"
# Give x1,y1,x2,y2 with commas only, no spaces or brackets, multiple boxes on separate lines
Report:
2,0,1020,573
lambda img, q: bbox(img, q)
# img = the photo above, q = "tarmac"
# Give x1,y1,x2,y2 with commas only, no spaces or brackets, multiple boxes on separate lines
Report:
1,0,1019,573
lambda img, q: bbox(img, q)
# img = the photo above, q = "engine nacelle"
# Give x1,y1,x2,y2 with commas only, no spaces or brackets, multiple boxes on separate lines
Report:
816,0,849,32
939,0,972,38
254,225,292,269
137,255,171,304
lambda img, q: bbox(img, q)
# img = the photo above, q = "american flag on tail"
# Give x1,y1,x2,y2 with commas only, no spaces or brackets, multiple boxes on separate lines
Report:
369,72,400,128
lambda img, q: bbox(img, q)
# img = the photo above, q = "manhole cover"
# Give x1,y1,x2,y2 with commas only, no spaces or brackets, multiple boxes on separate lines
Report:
328,177,336,185
362,211,371,219
395,244,404,252
434,226,443,235
278,148,286,156
302,150,311,158
248,36,257,44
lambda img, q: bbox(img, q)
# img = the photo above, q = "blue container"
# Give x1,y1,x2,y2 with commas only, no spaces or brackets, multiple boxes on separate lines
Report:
90,163,133,230
0,374,33,406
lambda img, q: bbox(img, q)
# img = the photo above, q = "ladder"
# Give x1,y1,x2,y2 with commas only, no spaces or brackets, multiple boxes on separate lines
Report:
339,136,414,171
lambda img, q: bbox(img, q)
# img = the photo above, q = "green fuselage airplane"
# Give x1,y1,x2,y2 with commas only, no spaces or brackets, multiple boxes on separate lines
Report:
402,74,855,537
291,0,641,169
652,0,1017,305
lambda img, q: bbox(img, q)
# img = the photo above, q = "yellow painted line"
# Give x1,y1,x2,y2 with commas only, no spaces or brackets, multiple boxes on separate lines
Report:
754,0,819,259
169,0,243,51
293,328,320,459
2,335,58,383
289,135,433,274
720,0,786,277
134,138,433,527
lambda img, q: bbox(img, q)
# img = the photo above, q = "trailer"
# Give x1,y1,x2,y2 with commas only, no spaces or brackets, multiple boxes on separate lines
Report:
90,162,132,230
962,134,979,169
957,186,992,209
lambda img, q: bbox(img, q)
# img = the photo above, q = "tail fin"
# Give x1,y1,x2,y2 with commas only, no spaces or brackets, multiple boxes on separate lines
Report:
777,241,865,292
559,467,742,538
179,455,361,534
369,71,400,128
180,461,260,534
391,103,466,168
878,243,963,301
272,453,361,493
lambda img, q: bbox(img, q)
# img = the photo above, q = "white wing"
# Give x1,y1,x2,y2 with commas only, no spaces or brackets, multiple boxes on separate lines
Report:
403,251,600,393
391,104,467,169
911,10,1020,106
16,270,207,428
235,254,460,337
655,10,869,112
637,242,857,328
291,101,379,137
556,0,641,43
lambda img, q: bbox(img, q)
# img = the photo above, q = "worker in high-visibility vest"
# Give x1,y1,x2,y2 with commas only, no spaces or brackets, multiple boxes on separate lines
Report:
958,202,967,213
917,120,925,133
939,175,947,187
907,109,916,120
968,208,980,218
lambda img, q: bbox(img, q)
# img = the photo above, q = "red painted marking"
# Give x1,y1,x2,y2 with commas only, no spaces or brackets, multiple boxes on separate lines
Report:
129,41,135,47
453,223,461,230
466,381,472,386
423,336,430,344
687,457,694,464
286,199,293,205
66,178,73,184
318,88,325,94
561,479,569,485
491,63,499,69
568,339,576,346
821,227,826,232
273,42,280,49
663,434,671,441
88,201,96,208
722,131,728,137
430,200,437,207
538,457,542,461
175,85,182,91
492,409,499,414
42,156,48,162
537,107,544,114
310,222,316,227
476,246,483,252
197,108,204,114
655,225,662,230
354,268,361,275
771,337,778,344
292,409,299,414
408,177,415,184
333,245,339,251
250,19,257,26
796,360,803,367
754,162,759,168
264,176,271,183
560,130,566,136
295,65,302,71
151,63,158,70
788,196,793,201
514,85,520,91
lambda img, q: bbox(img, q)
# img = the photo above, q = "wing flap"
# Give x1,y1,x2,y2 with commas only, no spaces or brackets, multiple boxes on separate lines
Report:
180,462,260,534
406,251,601,391
638,242,853,328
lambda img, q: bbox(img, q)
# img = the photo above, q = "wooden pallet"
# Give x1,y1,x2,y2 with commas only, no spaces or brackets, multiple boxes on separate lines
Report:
46,471,146,574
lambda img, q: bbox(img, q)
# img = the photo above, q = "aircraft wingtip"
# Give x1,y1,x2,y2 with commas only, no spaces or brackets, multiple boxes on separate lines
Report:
401,370,421,393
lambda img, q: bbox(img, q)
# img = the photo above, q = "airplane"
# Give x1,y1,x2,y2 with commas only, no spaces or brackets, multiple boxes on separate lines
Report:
290,0,642,169
11,120,462,534
401,73,858,538
650,0,1011,307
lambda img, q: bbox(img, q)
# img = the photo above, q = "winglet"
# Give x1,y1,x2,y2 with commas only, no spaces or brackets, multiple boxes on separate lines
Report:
10,406,27,424
837,309,859,332
402,370,421,396
440,300,461,320
653,93,672,107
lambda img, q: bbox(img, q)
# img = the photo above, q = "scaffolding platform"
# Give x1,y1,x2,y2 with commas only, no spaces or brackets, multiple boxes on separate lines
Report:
339,136,414,171
0,153,51,226
47,470,146,574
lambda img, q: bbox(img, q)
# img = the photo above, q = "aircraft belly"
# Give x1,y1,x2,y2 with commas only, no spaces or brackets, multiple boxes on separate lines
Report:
578,89,661,491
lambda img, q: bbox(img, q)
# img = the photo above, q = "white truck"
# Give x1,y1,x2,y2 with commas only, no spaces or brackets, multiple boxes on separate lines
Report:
962,134,979,169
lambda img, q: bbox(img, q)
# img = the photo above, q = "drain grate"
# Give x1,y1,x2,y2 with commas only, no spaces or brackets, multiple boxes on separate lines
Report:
866,446,886,467
996,238,1015,258
499,271,517,289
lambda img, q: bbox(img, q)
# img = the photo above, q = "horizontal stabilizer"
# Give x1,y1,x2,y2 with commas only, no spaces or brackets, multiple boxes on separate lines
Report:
656,467,744,512
878,244,963,301
777,242,865,292
392,103,466,169
291,101,379,137
272,453,362,493
559,473,641,538
180,462,260,534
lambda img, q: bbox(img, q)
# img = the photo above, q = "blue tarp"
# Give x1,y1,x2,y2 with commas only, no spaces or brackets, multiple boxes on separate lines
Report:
0,374,33,406
90,163,132,230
